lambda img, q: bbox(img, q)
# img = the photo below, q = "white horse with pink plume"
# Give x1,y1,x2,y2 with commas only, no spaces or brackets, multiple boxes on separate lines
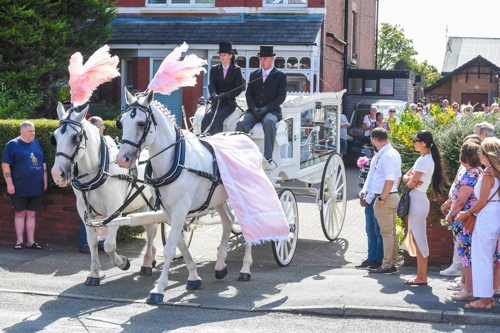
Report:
51,45,160,286
115,42,290,304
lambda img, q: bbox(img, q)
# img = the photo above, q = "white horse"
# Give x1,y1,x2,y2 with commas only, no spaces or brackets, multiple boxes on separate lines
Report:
116,88,254,303
51,102,159,286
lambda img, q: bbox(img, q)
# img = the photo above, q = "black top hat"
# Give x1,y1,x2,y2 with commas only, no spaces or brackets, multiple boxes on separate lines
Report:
218,41,237,55
257,45,276,57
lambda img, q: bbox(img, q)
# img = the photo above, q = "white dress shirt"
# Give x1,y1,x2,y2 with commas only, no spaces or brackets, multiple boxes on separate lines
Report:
364,143,402,202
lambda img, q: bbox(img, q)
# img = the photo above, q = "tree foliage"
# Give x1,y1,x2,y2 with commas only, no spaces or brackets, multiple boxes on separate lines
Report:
377,23,439,88
0,0,116,119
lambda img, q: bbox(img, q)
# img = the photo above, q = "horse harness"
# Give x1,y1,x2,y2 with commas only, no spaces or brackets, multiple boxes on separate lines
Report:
118,102,223,216
52,110,152,223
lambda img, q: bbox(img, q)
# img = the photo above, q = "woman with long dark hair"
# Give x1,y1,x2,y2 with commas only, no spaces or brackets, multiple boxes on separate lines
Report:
401,130,446,285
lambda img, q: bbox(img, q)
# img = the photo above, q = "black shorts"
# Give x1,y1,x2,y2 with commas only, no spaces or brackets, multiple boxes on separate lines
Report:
11,195,43,212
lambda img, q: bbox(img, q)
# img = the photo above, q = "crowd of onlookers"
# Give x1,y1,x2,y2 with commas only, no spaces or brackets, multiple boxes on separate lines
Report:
357,99,500,310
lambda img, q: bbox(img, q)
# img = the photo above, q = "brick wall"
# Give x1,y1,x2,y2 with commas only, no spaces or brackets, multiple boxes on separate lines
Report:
403,195,454,267
355,0,376,69
182,74,204,129
134,57,150,91
321,0,345,92
0,191,81,246
117,0,143,7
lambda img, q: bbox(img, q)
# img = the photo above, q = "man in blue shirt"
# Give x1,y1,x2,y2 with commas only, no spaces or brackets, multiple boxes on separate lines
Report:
2,121,47,250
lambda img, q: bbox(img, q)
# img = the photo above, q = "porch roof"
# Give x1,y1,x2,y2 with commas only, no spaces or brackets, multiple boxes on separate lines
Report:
109,14,323,46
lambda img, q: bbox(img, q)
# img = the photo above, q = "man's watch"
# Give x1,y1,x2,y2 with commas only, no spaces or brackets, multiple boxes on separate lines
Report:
378,196,385,201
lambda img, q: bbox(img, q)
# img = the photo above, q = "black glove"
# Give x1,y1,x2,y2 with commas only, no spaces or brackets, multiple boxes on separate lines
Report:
261,106,269,114
218,92,227,100
253,107,263,118
211,93,219,101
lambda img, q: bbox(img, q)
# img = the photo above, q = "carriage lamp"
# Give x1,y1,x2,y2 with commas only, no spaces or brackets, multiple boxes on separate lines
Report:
198,96,207,106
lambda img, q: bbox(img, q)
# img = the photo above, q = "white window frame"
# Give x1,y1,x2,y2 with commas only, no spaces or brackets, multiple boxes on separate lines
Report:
263,0,307,7
146,0,215,7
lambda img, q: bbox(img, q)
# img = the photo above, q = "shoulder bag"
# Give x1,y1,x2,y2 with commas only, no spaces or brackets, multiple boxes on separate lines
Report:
397,185,411,219
463,185,499,232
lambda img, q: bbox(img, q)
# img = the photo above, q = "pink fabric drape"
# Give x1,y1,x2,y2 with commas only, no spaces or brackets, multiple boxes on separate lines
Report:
201,134,289,246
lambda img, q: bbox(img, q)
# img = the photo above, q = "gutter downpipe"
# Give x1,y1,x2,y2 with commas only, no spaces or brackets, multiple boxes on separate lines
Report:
343,0,349,91
375,0,379,69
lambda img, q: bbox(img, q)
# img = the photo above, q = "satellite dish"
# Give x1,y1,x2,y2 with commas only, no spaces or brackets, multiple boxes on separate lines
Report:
394,60,406,70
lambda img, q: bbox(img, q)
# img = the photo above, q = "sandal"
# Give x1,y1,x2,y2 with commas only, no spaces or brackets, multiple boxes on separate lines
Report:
27,242,42,250
465,299,493,310
451,289,475,301
447,281,464,291
13,242,23,250
403,279,428,286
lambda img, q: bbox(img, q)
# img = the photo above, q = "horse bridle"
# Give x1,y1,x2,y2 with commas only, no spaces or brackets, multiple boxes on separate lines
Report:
117,102,156,153
51,113,87,163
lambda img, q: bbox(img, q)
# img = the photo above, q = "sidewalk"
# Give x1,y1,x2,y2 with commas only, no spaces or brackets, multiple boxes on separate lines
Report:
0,166,498,325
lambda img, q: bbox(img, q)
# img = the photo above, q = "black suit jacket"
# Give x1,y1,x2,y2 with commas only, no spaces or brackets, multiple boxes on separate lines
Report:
245,67,287,121
208,63,243,102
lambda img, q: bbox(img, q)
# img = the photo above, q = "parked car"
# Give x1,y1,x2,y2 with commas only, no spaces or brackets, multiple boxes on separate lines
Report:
346,99,408,162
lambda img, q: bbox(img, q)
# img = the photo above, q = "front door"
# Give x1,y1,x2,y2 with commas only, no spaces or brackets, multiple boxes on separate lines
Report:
462,93,489,111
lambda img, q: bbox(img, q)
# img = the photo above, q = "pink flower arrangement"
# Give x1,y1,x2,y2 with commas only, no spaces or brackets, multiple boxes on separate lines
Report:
357,156,370,168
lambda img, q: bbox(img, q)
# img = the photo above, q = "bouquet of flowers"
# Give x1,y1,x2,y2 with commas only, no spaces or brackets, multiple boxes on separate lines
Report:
440,218,453,231
357,156,370,169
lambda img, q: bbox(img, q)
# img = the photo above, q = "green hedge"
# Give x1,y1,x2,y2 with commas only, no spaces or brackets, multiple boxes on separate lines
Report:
0,119,121,187
0,118,145,241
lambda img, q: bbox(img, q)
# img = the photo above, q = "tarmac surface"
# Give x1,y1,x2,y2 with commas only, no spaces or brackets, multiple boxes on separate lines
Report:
1,166,499,326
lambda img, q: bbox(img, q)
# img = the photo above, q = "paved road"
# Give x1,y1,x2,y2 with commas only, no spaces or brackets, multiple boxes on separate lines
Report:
2,166,500,327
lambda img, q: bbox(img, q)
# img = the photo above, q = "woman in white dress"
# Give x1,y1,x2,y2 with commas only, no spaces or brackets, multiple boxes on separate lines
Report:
401,130,446,285
457,137,500,310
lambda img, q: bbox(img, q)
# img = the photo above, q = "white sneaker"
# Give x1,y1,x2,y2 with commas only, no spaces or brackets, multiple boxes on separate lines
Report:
439,265,462,276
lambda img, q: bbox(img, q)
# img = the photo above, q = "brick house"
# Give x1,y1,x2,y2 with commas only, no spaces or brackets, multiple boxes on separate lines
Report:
105,0,377,127
425,37,500,110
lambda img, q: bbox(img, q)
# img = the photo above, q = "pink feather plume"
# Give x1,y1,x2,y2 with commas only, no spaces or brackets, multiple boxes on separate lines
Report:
148,42,207,95
69,45,120,106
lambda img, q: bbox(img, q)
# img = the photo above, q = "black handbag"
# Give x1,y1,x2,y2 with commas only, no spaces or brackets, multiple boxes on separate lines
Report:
397,185,411,219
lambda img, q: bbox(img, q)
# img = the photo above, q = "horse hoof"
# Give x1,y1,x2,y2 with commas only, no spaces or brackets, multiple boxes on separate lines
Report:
146,293,164,304
121,258,130,271
237,273,251,282
215,267,228,280
140,266,153,276
84,277,100,286
186,279,202,290
151,260,157,269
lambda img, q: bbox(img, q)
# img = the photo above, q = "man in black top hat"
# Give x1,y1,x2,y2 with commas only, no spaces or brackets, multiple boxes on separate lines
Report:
201,41,244,135
236,45,287,164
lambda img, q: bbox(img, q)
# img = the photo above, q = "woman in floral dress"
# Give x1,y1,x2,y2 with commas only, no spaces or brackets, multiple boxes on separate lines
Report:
446,141,482,301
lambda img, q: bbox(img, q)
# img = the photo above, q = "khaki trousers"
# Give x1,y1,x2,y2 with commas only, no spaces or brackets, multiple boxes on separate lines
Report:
374,193,400,269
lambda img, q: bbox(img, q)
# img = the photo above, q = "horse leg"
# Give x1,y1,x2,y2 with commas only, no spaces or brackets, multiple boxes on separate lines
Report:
214,204,231,279
138,202,158,276
85,224,102,286
147,215,200,303
237,244,253,282
103,225,131,271
139,223,158,276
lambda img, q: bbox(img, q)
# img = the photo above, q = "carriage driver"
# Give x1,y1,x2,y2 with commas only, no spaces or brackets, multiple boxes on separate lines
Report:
236,45,287,165
201,41,244,135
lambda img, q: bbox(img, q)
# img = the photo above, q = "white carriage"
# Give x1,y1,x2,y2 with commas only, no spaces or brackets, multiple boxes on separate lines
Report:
188,89,348,265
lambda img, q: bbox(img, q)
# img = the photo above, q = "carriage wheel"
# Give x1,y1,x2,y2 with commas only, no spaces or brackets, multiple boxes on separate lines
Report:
272,189,299,267
161,221,194,260
320,153,347,241
224,201,242,235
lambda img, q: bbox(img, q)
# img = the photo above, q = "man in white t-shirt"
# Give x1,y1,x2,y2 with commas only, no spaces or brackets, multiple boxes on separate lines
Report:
366,128,402,274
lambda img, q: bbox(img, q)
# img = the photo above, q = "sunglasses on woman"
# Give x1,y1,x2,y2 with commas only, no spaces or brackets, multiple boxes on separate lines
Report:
413,138,422,143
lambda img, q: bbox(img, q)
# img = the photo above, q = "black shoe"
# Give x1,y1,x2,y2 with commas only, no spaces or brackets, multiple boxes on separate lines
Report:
98,243,105,252
390,265,398,273
79,246,91,254
355,260,373,268
367,261,382,270
368,266,395,274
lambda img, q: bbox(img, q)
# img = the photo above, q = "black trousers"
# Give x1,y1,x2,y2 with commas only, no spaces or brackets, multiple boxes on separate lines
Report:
235,112,278,160
201,100,235,135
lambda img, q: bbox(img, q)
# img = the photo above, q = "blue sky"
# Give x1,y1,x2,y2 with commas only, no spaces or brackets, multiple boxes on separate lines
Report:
378,0,500,71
